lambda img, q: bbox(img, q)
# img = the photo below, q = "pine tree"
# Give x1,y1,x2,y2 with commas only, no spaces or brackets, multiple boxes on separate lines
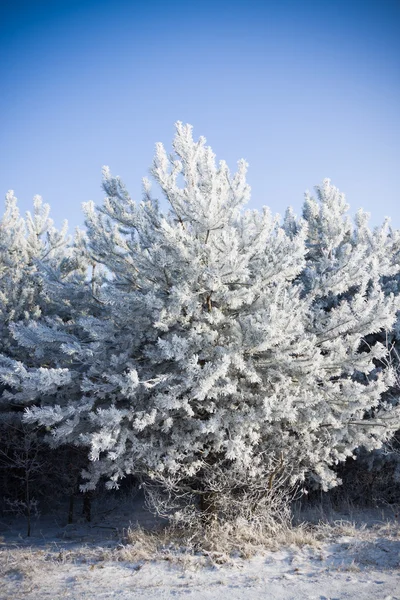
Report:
0,191,92,523
0,190,91,396
2,125,400,523
289,180,400,487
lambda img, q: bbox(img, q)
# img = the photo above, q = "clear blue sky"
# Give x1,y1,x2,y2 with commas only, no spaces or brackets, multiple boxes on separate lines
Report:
0,0,399,231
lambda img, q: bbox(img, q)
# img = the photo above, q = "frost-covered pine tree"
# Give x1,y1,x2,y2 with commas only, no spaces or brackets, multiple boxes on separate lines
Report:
285,180,400,487
0,193,64,355
337,218,400,496
0,191,91,387
0,192,92,520
2,124,400,523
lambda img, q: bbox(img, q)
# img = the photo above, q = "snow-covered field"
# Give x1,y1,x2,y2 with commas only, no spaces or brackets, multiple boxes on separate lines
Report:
2,538,400,600
1,501,399,599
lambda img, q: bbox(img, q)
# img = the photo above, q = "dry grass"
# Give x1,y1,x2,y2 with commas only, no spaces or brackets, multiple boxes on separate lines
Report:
308,517,400,543
119,516,322,565
0,518,320,584
2,510,399,590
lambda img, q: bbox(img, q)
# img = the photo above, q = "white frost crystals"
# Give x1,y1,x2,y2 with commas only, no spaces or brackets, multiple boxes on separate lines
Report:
1,123,400,521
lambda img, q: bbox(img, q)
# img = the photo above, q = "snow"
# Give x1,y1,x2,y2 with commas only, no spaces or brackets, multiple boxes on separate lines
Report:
1,502,399,600
3,552,399,600
2,537,399,599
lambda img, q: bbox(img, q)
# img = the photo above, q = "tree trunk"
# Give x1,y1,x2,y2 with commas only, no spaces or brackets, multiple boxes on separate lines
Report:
68,494,74,524
83,493,92,522
199,491,217,522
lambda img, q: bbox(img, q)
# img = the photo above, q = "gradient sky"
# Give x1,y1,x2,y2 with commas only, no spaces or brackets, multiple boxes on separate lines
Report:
0,0,399,231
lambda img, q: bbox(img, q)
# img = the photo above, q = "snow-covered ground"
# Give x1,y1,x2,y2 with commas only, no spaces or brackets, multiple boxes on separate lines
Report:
1,500,399,599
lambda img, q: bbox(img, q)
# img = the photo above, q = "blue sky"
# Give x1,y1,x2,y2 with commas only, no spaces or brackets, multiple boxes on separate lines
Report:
0,0,399,231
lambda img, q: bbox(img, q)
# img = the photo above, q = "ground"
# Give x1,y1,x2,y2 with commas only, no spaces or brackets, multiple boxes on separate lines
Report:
1,497,399,599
